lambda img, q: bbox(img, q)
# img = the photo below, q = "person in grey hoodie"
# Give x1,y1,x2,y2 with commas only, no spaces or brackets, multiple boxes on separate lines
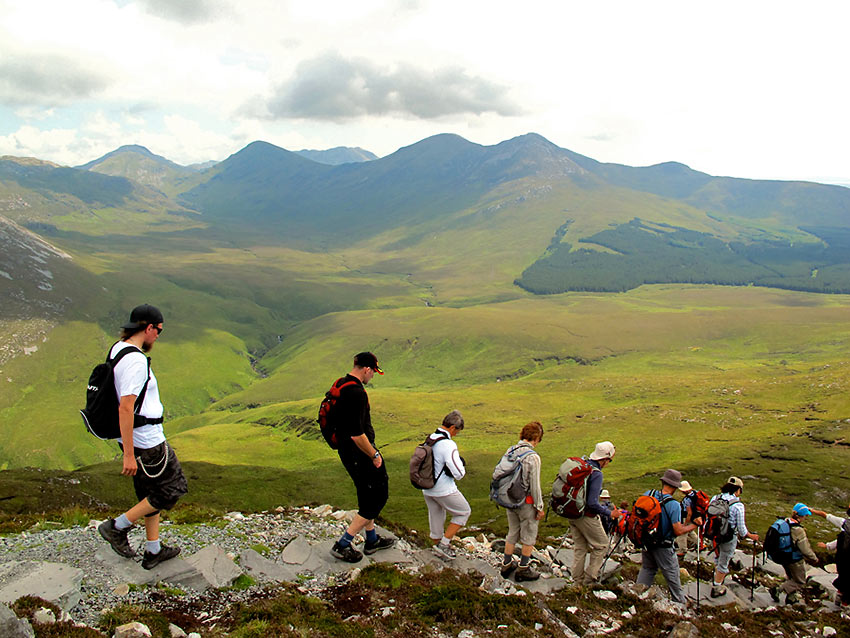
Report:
499,421,545,582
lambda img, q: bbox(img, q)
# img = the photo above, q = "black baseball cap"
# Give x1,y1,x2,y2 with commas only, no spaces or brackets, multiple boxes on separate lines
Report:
354,351,383,374
121,304,164,330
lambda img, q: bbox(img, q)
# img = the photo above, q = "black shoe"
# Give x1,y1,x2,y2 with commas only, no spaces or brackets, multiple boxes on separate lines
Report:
331,541,363,563
98,519,136,558
364,535,395,555
141,543,181,570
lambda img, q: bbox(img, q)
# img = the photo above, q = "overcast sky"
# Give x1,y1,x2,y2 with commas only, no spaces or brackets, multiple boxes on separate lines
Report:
0,0,848,183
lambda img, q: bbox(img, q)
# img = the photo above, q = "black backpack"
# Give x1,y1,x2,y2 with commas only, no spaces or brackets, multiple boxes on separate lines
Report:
80,343,151,440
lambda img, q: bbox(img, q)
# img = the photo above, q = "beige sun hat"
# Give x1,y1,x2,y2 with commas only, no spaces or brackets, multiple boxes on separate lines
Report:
600,489,610,499
679,480,693,492
589,441,616,461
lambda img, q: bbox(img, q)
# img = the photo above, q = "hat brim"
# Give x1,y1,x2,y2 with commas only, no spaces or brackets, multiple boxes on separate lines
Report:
374,366,384,375
661,477,682,488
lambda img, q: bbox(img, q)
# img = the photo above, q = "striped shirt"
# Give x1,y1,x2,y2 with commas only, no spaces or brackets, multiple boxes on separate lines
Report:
711,493,749,537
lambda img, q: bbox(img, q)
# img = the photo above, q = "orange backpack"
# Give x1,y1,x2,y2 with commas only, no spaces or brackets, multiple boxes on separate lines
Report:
626,491,674,549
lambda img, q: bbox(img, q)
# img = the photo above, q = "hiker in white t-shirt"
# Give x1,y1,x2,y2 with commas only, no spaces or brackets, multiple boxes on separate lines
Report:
97,304,188,570
424,410,471,561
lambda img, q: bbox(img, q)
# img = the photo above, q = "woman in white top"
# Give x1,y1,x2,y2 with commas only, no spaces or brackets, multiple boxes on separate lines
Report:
423,410,470,561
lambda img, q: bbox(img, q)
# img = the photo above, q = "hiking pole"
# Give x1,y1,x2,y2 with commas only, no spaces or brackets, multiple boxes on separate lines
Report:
596,534,624,583
696,525,701,611
750,540,757,602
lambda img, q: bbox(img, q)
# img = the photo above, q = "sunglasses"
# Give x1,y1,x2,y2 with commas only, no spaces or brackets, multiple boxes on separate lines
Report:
148,324,163,335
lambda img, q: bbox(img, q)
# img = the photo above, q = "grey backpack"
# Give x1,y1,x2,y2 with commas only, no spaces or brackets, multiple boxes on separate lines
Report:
490,447,535,508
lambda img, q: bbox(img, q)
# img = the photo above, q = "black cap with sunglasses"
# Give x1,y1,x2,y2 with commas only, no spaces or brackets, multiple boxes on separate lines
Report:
121,304,164,331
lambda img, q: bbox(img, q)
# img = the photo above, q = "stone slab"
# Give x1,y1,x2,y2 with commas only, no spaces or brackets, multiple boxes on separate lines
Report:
517,576,569,595
366,548,414,564
184,546,243,589
280,535,313,565
94,547,209,591
0,561,83,611
238,550,301,583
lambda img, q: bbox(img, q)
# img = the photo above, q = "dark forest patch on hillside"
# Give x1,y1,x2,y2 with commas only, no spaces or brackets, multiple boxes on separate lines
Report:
516,220,850,294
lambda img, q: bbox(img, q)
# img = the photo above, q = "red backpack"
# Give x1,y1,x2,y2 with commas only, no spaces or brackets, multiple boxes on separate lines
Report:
689,489,711,520
316,377,359,449
627,491,674,549
550,457,597,519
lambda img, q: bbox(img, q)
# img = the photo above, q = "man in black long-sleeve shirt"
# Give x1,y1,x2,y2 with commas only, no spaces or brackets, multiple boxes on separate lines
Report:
330,352,395,562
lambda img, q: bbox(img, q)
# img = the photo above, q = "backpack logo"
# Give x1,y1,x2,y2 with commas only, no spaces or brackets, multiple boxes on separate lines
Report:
703,496,738,543
317,377,359,449
764,518,802,565
490,448,535,509
627,492,673,549
550,457,596,519
80,344,149,440
409,432,449,489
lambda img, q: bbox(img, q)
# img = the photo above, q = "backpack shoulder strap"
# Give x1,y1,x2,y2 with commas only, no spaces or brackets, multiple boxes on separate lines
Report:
109,343,150,415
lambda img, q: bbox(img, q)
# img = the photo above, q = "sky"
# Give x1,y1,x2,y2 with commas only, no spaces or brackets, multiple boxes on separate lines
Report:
0,0,848,184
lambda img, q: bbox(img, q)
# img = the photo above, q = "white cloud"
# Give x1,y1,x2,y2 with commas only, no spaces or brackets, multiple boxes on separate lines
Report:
0,0,848,180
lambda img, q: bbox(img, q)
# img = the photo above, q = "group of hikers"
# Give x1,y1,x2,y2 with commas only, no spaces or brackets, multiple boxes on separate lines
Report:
90,305,849,609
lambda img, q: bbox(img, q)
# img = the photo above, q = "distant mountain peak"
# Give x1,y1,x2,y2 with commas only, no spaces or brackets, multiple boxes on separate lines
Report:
295,146,377,165
77,145,183,171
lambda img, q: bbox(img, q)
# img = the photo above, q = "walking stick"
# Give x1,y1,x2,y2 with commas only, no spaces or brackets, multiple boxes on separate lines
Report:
696,525,701,611
596,533,624,583
750,540,757,602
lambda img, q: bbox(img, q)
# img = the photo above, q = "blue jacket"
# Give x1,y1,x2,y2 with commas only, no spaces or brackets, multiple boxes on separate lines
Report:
584,459,612,519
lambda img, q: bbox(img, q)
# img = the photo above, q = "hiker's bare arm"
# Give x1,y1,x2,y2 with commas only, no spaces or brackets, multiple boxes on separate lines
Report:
351,433,382,468
118,395,137,476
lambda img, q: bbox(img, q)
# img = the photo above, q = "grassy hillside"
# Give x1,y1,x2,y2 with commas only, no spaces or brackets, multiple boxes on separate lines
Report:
2,135,850,539
147,285,850,538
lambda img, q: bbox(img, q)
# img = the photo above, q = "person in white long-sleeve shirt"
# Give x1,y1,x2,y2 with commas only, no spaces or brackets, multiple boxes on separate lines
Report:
812,504,850,605
423,410,471,561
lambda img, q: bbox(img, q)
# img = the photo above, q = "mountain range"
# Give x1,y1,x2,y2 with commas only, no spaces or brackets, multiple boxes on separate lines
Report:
4,132,850,295
2,132,850,475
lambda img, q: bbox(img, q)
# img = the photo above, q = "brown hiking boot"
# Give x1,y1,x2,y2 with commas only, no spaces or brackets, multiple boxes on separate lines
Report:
514,565,540,582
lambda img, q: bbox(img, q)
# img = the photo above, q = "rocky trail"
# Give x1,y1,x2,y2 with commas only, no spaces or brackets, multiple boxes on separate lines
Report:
1,505,847,637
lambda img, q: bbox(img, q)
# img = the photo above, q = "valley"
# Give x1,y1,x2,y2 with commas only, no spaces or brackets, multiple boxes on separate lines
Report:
1,135,849,541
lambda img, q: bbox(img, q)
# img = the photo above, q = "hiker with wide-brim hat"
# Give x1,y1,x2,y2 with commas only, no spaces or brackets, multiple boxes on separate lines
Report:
635,469,702,604
676,480,699,556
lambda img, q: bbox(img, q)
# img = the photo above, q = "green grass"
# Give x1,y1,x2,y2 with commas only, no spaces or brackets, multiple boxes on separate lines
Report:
3,283,849,545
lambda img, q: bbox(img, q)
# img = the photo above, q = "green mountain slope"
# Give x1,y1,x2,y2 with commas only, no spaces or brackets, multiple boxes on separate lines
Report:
562,150,850,227
0,155,201,235
77,144,198,195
